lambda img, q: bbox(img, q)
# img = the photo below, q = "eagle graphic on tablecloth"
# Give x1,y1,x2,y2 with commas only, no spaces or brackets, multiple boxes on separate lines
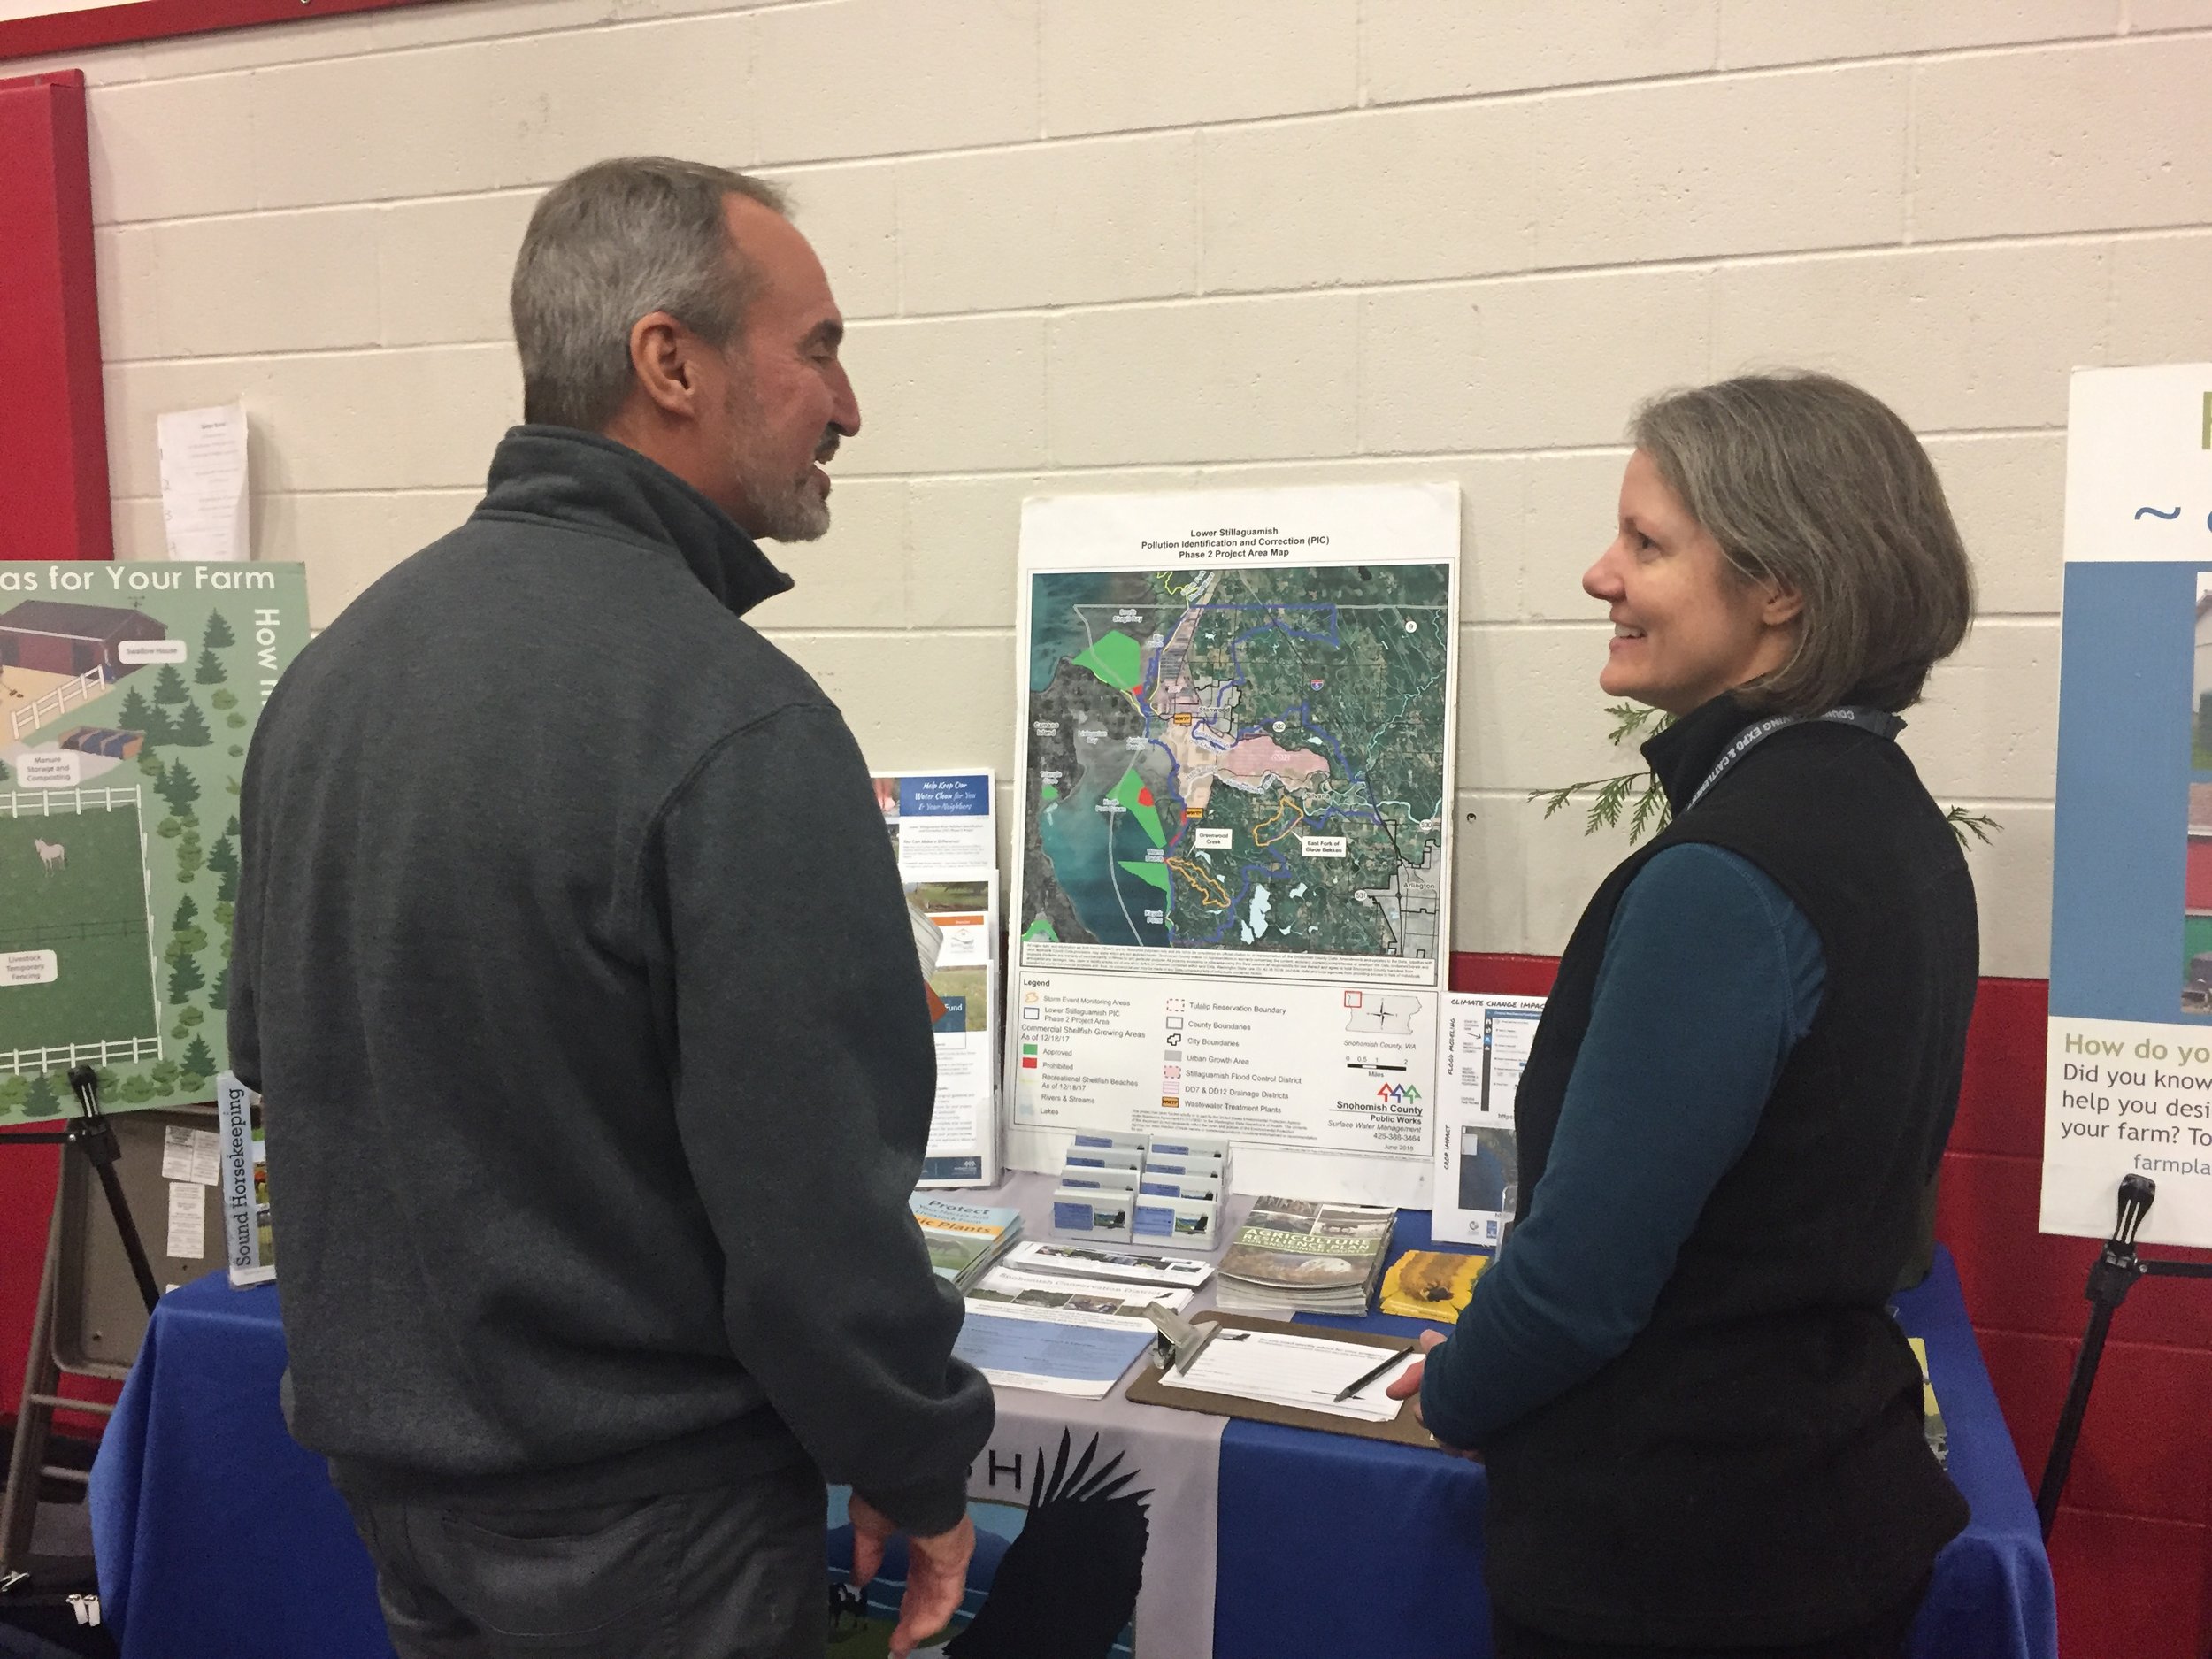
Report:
945,1428,1151,1659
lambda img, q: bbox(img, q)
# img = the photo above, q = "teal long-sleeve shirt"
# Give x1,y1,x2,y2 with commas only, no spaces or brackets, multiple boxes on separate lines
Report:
1419,842,1825,1449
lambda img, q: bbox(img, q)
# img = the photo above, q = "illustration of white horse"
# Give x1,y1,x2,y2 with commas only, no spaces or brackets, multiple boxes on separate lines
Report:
34,837,65,874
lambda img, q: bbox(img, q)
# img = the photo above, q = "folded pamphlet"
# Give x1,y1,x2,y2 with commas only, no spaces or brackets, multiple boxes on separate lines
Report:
1378,1249,1486,1322
910,1196,1023,1293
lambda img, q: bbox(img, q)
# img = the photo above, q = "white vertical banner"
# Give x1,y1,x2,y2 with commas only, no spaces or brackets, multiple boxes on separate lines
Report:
2043,364,2212,1247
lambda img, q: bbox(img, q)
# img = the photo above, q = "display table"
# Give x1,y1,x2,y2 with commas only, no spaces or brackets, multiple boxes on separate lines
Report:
88,1234,2053,1659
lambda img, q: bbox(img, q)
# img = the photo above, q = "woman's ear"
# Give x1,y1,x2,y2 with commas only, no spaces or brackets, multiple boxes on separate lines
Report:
1761,582,1805,627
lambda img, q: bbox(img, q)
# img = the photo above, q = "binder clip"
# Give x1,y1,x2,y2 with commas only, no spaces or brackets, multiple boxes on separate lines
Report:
1143,1303,1220,1375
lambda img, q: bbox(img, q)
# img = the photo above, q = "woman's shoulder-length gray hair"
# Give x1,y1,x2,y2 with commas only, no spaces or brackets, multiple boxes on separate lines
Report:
1631,371,1975,716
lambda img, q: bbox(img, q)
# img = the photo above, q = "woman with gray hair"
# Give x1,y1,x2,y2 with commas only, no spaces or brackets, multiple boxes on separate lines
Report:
1390,373,1978,1657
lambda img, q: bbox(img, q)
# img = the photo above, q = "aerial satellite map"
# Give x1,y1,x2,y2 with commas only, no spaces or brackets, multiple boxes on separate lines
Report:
1021,562,1450,960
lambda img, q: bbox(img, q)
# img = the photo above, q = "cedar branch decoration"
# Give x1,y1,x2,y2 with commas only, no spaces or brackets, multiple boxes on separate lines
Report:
1532,703,2000,849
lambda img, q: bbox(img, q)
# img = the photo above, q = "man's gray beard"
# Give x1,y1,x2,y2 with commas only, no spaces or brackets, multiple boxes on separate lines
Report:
726,382,831,542
745,470,830,542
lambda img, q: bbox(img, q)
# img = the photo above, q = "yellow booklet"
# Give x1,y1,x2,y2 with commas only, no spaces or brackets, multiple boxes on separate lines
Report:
1379,1250,1487,1322
1908,1336,1948,1468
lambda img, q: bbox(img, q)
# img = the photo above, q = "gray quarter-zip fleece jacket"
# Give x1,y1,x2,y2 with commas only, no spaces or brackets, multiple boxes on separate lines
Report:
229,426,991,1533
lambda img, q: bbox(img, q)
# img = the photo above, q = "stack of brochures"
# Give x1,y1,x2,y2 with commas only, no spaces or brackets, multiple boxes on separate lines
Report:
1216,1196,1398,1315
955,1243,1205,1398
910,1196,1024,1293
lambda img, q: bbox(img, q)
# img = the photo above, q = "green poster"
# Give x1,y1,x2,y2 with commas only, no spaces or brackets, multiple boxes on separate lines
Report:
0,563,309,1117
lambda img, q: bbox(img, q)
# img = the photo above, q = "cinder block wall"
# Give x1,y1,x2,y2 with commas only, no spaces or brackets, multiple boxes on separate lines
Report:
22,0,2207,982
12,2,2212,1648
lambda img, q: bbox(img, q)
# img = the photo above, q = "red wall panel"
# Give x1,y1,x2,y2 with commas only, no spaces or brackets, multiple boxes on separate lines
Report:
0,64,111,1432
0,69,110,565
0,0,455,65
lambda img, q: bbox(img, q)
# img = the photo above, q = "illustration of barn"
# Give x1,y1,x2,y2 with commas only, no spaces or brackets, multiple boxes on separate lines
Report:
0,601,165,680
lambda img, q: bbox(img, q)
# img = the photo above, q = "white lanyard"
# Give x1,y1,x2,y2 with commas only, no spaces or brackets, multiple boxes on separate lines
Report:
1683,707,1900,813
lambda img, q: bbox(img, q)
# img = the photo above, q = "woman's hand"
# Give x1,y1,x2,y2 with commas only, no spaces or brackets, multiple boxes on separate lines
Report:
1387,1329,1480,1459
1385,1328,1448,1418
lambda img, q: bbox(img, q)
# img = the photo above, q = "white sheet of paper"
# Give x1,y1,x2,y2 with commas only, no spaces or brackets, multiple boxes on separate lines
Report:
157,402,250,562
1158,1327,1418,1421
165,1180,206,1259
161,1125,221,1186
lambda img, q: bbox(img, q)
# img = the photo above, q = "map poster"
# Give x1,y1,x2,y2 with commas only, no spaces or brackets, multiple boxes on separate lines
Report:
0,562,311,1119
1006,484,1459,1206
2045,364,2212,1248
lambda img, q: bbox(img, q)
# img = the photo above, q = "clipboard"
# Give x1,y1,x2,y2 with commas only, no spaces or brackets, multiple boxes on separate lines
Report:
1123,1310,1443,1448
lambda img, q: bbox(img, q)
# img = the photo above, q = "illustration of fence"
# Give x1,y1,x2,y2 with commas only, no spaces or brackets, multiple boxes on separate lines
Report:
0,785,142,818
0,918,138,952
0,1035,163,1079
8,662,111,740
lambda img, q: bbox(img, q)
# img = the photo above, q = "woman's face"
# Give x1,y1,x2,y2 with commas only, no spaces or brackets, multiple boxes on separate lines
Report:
1582,449,1801,717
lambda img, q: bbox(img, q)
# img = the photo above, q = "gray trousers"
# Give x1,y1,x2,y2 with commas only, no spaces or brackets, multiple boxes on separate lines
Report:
342,1461,829,1659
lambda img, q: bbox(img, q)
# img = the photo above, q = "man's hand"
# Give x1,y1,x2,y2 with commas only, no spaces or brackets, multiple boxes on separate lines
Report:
849,1494,976,1657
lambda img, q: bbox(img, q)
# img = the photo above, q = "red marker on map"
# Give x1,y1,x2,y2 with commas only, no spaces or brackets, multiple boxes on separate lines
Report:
1137,787,1155,807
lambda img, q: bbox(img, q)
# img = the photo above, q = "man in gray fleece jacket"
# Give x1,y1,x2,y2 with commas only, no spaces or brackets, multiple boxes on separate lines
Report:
228,157,992,1659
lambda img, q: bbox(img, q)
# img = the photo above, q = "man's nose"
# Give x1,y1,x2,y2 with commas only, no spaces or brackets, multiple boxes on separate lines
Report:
829,363,860,437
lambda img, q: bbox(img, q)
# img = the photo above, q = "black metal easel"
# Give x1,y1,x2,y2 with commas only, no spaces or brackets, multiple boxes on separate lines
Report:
0,1064,159,1585
2033,1174,2212,1539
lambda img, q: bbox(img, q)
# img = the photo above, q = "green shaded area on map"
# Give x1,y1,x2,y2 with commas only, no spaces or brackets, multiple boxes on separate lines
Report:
1072,629,1144,692
1118,857,1172,893
1110,766,1165,846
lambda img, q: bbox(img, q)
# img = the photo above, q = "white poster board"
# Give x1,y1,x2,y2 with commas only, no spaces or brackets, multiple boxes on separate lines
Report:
874,770,1001,1187
1004,483,1460,1206
2043,364,2212,1247
1432,992,1542,1248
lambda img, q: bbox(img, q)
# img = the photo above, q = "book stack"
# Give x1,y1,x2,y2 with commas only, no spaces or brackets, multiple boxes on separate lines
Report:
910,1196,1024,1293
1216,1197,1397,1314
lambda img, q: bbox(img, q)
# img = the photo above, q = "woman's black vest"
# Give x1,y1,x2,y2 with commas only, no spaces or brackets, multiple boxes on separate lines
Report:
1484,694,1976,1646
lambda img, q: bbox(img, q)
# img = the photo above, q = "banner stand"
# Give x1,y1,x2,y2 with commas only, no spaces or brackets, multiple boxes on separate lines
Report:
2033,1175,2212,1538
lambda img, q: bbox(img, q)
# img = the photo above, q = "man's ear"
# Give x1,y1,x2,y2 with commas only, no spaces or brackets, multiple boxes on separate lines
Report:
628,311,698,419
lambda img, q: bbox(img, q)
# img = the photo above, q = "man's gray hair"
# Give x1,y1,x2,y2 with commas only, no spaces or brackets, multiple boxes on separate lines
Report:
511,157,788,432
1631,372,1975,716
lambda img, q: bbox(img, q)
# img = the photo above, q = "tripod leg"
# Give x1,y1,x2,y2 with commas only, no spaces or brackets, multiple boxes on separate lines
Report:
0,1187,65,1572
2035,1300,2115,1540
90,1156,159,1316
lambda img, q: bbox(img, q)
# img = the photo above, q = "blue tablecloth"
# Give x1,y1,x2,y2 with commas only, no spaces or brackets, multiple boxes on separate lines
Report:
88,1239,2053,1659
1217,1225,2058,1659
86,1278,388,1659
